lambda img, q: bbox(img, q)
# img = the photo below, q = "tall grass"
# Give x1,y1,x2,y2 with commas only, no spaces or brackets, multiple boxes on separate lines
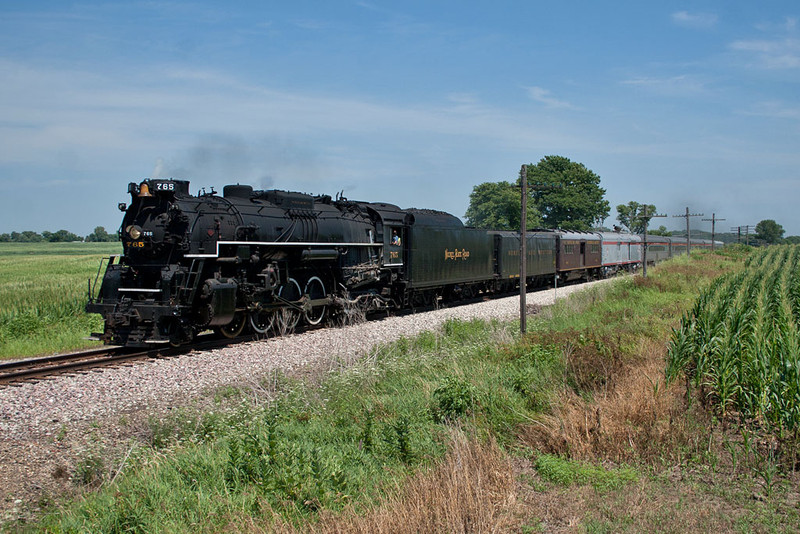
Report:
0,242,121,358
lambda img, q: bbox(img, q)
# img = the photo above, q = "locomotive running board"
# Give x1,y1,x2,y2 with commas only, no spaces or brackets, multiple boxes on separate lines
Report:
118,288,163,293
185,240,382,259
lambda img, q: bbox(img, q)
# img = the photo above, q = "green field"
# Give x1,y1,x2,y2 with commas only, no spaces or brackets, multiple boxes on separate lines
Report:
0,242,122,358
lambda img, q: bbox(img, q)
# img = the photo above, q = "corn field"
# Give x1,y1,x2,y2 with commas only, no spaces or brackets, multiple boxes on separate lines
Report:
666,246,800,434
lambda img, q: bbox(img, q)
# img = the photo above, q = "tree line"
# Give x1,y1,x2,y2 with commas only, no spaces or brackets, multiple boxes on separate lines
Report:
465,155,794,246
0,226,118,243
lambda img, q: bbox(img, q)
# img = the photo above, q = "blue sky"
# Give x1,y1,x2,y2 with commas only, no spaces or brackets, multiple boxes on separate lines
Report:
1,1,799,236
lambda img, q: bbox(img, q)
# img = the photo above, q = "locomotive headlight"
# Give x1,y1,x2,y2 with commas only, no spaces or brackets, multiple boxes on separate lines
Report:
126,225,142,240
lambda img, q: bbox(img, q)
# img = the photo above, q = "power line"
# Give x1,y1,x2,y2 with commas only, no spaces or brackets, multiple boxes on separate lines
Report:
673,207,704,255
701,213,726,251
731,225,755,245
638,205,666,278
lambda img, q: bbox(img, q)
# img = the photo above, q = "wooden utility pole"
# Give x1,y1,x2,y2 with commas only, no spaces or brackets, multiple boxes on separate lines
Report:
638,205,666,278
518,165,561,334
731,225,755,245
702,213,725,251
520,165,528,335
673,207,704,255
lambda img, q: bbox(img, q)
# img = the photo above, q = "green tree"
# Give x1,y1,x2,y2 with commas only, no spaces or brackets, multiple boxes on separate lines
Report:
86,226,116,242
12,231,44,242
784,235,800,245
464,180,542,230
46,229,82,242
755,219,785,244
648,225,672,236
616,201,657,234
525,156,610,231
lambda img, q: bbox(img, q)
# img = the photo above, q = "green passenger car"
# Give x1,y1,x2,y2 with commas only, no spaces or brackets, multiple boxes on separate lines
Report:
492,231,557,282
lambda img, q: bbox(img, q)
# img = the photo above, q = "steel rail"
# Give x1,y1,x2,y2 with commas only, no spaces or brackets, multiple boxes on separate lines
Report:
0,347,157,385
0,333,266,386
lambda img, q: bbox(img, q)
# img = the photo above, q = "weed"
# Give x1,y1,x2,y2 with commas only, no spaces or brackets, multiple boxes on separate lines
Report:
430,374,479,423
72,453,105,486
214,384,241,402
752,447,781,497
391,415,416,464
360,409,375,453
534,454,638,491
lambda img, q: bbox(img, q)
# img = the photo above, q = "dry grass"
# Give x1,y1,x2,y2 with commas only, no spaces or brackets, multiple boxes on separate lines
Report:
513,465,749,533
519,337,704,466
268,431,518,534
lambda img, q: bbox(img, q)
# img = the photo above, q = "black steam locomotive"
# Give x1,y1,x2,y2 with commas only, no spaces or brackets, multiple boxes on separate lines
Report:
87,179,716,347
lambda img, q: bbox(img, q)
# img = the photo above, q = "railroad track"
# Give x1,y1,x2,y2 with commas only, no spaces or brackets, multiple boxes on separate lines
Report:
0,334,259,386
0,346,163,386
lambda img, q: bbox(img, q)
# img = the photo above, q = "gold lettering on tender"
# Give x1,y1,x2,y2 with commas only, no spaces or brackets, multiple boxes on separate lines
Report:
444,248,470,261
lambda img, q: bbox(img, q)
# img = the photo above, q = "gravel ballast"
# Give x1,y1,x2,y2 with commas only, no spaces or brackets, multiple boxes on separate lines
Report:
0,280,610,521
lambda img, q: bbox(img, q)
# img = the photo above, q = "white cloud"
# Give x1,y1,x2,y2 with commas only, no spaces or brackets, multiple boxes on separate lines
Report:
446,92,479,105
755,16,798,33
292,19,332,31
729,37,800,69
671,11,718,30
525,86,575,109
619,74,706,96
743,101,800,120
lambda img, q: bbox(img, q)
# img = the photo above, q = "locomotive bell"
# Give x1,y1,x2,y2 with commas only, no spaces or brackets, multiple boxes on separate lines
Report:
138,182,153,197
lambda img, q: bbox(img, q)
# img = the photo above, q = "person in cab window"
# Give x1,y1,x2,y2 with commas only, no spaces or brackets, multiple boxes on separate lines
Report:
391,230,401,246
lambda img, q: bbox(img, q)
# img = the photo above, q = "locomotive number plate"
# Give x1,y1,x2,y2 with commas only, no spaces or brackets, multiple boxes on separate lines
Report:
127,241,145,248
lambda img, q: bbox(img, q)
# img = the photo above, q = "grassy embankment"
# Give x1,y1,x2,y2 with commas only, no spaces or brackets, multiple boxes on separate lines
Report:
22,245,800,532
0,242,120,359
